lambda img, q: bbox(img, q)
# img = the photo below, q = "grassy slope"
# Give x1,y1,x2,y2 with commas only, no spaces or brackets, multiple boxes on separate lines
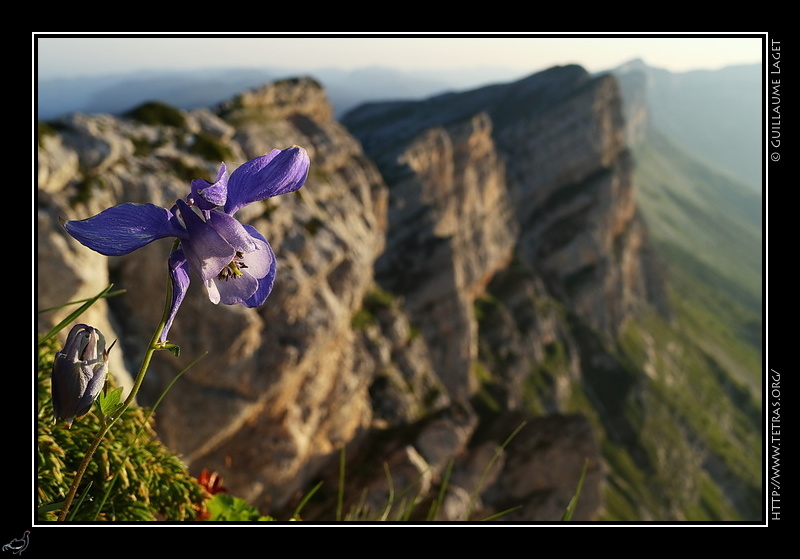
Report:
594,130,763,521
634,130,762,299
633,129,763,391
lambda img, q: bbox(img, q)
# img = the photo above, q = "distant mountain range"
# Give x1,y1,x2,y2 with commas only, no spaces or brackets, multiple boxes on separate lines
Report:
37,60,762,195
36,65,530,121
610,59,762,323
612,59,762,192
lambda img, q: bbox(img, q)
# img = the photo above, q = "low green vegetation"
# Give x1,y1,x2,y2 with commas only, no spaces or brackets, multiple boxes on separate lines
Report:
37,337,209,521
124,101,187,128
37,121,58,147
352,284,396,330
609,305,760,520
189,132,235,162
69,174,107,207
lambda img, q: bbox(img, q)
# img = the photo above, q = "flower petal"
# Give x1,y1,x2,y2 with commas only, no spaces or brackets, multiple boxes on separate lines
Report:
239,235,271,279
64,203,185,256
204,277,221,305
208,210,258,253
208,270,259,306
75,361,108,417
189,163,228,210
241,225,277,308
176,199,236,282
224,146,310,215
205,224,274,307
161,249,191,343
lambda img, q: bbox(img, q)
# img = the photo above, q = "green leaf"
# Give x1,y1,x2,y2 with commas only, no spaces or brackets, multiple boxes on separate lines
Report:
98,387,124,415
159,343,181,357
206,493,273,521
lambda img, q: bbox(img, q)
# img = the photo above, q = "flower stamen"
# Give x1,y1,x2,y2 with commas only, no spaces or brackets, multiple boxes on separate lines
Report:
217,251,248,281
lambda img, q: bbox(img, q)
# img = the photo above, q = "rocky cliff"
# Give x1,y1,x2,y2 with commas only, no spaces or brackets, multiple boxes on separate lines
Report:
343,65,671,416
345,65,670,337
37,67,756,522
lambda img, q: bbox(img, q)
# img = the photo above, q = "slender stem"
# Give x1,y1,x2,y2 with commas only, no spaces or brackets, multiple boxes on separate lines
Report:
57,264,174,521
92,351,206,520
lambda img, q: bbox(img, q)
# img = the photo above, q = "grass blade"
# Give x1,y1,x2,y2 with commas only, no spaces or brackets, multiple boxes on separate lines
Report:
561,458,589,521
38,284,121,345
466,420,527,520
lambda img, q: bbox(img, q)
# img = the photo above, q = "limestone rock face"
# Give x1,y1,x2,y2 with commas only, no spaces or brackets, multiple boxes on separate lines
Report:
495,72,669,335
374,112,517,399
343,66,670,429
345,66,669,344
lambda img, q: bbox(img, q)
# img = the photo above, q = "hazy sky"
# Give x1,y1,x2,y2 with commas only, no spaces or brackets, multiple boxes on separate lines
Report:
34,33,765,80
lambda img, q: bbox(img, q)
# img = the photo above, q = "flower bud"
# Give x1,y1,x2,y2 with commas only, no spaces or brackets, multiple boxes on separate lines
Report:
51,324,116,427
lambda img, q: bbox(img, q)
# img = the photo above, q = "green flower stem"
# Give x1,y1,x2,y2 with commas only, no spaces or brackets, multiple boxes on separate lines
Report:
57,255,176,521
92,350,206,520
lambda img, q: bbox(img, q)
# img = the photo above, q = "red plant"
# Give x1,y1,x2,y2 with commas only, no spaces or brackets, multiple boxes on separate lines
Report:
197,468,228,495
195,468,228,519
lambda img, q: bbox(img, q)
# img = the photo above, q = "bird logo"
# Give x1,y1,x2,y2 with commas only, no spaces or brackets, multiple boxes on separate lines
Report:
2,531,29,555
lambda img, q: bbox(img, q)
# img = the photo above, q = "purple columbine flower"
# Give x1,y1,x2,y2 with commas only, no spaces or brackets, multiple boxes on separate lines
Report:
52,324,116,427
64,146,310,342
